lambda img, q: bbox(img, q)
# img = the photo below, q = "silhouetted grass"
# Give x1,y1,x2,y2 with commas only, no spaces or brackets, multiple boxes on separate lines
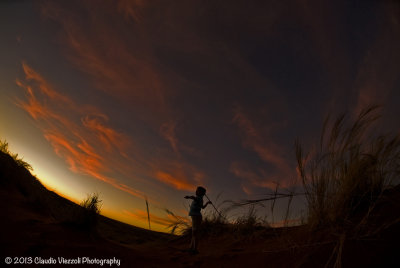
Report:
296,106,400,268
165,209,191,235
296,106,400,230
0,139,32,170
0,140,49,207
233,205,267,235
226,184,301,229
194,205,270,240
74,193,102,231
80,192,102,214
168,196,270,239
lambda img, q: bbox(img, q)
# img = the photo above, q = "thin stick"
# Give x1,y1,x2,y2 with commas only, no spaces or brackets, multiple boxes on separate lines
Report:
145,196,151,230
205,194,225,220
271,183,279,223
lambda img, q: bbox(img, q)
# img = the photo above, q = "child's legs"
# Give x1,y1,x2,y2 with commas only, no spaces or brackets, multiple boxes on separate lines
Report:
190,215,202,250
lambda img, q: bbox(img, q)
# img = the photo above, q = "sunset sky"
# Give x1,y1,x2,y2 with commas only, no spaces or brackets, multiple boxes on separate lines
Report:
1,0,400,232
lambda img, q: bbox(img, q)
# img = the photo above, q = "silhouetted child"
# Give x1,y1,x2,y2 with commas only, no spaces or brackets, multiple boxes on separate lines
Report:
184,186,211,254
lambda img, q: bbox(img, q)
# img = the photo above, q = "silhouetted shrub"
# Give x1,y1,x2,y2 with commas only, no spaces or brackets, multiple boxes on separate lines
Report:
76,193,102,231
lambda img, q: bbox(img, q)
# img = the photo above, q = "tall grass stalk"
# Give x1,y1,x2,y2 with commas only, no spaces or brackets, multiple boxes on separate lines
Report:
145,196,151,230
284,191,294,227
271,183,279,224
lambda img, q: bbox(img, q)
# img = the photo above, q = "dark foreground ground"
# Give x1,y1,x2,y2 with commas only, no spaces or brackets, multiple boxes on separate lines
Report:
1,151,399,267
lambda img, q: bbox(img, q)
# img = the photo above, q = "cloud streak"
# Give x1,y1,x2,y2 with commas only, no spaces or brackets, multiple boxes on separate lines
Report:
38,0,206,192
16,62,145,198
17,60,205,195
231,106,296,193
41,0,170,122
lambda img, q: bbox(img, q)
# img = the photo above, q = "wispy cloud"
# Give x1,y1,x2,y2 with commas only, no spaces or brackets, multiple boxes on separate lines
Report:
151,156,205,191
230,161,285,191
41,1,170,122
117,0,146,23
17,61,204,193
159,121,179,154
231,106,295,193
16,62,145,198
81,114,131,156
233,107,289,170
38,1,207,192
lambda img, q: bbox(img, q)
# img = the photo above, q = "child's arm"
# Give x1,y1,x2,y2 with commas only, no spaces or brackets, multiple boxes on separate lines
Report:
202,201,212,209
184,195,195,200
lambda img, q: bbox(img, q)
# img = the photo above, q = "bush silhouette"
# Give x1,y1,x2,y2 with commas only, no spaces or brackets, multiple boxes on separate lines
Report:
75,193,102,231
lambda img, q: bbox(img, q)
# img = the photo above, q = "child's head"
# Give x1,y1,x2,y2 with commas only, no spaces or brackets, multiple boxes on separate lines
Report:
195,186,206,197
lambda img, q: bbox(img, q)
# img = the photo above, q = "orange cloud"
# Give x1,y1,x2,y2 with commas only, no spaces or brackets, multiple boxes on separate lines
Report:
155,171,196,191
117,0,146,23
232,107,296,191
41,1,171,124
153,159,204,191
47,130,144,199
38,1,208,192
22,62,71,104
159,121,179,153
230,161,289,193
17,61,204,197
232,107,292,172
15,83,50,120
81,114,131,155
16,62,145,198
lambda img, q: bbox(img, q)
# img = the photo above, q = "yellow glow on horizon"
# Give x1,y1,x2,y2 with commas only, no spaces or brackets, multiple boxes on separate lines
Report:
37,173,172,234
1,139,174,234
37,178,79,204
101,208,172,234
36,171,173,234
31,167,85,203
